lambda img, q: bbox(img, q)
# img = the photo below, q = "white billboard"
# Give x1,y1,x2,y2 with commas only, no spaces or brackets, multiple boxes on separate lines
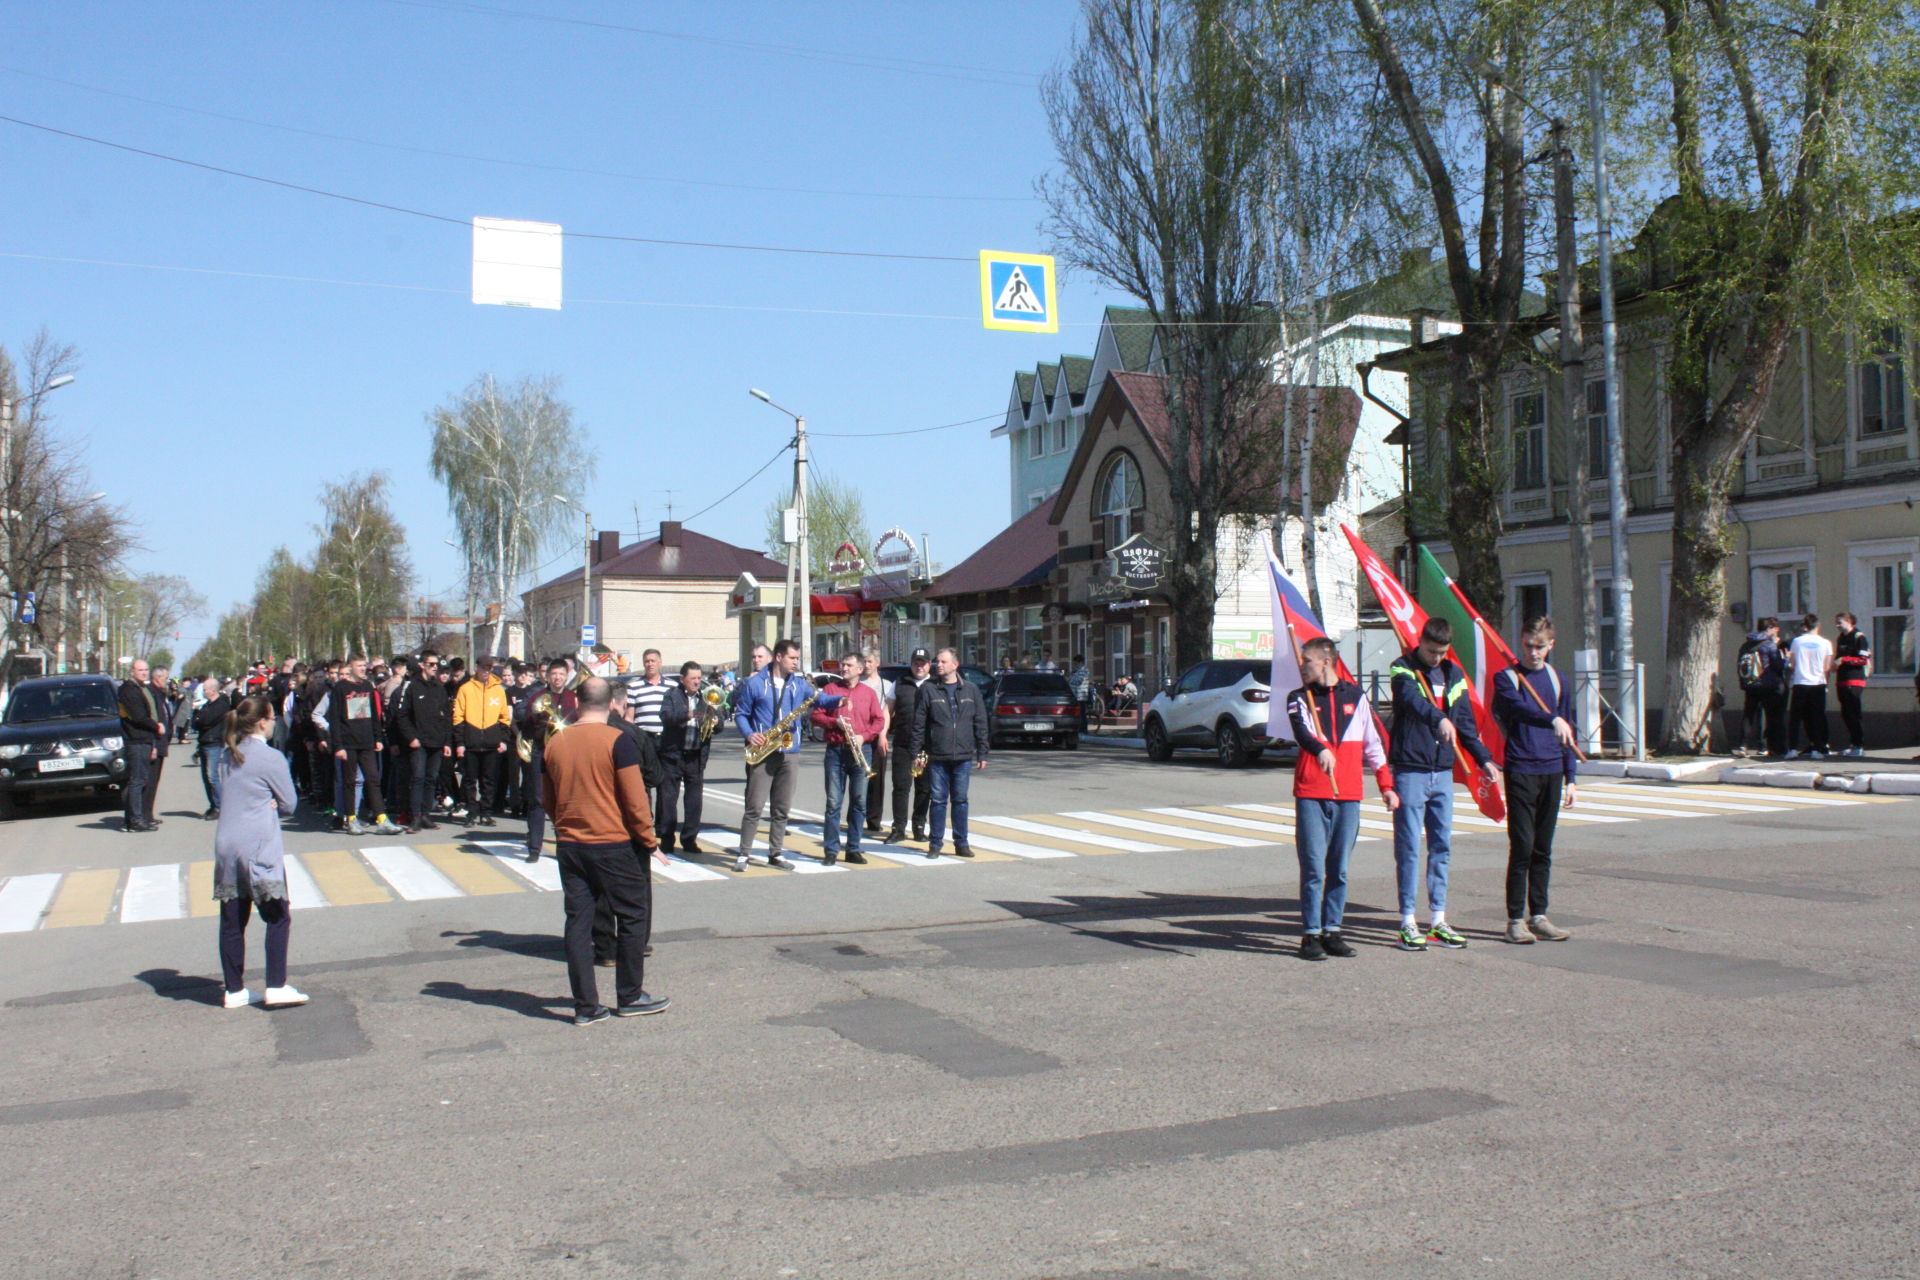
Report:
472,217,562,310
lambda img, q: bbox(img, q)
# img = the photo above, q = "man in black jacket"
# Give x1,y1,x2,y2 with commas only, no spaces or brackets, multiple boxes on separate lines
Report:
515,658,576,861
191,676,232,818
885,647,934,843
909,648,989,859
396,654,453,833
326,654,401,835
655,661,713,853
117,657,165,832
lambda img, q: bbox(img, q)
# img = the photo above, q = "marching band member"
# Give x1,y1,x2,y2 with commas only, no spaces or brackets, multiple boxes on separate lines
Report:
731,638,840,871
655,661,714,854
811,649,883,865
884,647,934,843
516,658,577,863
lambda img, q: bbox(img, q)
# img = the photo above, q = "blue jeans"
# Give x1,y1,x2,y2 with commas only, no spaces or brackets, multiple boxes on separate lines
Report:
1392,769,1454,917
821,743,870,855
927,759,972,849
199,744,227,811
1294,797,1360,934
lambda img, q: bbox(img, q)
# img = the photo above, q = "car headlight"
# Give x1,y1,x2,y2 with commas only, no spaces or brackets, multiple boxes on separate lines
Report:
102,736,124,750
0,745,20,760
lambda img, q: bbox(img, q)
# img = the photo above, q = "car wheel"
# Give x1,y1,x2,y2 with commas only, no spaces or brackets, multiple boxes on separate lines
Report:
1215,719,1252,768
1144,716,1173,762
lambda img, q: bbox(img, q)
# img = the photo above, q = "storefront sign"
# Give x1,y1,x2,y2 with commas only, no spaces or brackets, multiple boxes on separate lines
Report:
872,527,919,573
826,541,866,576
1108,534,1166,590
1105,598,1153,612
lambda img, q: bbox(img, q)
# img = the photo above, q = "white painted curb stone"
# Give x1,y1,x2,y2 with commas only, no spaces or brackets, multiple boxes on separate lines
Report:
1577,760,1629,778
1627,758,1728,780
1869,774,1920,795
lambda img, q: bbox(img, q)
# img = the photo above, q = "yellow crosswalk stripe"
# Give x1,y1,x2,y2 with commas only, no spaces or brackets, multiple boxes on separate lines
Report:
414,843,523,896
42,868,120,929
186,861,220,917
300,849,392,905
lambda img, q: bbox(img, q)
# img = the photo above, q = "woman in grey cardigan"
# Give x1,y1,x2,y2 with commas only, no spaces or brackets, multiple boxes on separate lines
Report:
214,696,307,1009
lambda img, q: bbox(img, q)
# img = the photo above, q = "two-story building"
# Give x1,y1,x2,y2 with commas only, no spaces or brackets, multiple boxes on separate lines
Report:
1379,287,1919,743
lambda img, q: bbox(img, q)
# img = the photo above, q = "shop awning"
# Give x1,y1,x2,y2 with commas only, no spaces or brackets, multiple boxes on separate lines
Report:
808,593,866,617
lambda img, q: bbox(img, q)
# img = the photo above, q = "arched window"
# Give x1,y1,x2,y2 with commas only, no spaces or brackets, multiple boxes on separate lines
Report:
1095,451,1143,546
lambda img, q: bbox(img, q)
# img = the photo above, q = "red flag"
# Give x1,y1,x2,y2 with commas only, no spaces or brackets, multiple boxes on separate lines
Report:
1340,525,1506,822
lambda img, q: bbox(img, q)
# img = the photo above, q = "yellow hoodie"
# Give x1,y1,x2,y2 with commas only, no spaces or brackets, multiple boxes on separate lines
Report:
453,674,510,734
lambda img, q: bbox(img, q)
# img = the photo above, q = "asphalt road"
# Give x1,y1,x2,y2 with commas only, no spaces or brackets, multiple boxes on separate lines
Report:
3,741,1916,1279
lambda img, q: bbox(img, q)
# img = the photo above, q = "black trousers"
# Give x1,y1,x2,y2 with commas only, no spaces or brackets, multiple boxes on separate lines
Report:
219,896,289,992
144,752,166,822
656,752,704,849
865,749,887,832
889,739,931,833
409,746,443,825
386,746,411,818
557,840,651,1016
523,753,545,854
1504,771,1564,920
438,750,459,807
462,741,505,812
122,744,155,825
1838,683,1866,749
1742,688,1785,755
338,747,386,819
1789,686,1829,752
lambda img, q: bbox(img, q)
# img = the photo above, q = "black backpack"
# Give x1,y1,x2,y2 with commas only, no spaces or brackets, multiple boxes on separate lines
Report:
1736,640,1767,690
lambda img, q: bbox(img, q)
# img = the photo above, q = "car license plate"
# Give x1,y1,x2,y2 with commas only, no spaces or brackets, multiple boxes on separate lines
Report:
38,757,85,773
1023,721,1052,732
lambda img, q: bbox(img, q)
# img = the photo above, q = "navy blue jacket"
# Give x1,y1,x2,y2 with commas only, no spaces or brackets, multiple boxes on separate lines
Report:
1387,650,1491,774
1491,663,1578,783
1738,631,1788,693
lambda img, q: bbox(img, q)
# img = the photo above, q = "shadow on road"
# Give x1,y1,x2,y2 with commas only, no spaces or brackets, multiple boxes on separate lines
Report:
421,980,571,1022
440,928,564,961
134,968,223,1005
984,889,1422,955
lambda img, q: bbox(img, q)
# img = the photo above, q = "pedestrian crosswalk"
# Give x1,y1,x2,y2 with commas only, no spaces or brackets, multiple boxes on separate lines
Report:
0,781,1893,934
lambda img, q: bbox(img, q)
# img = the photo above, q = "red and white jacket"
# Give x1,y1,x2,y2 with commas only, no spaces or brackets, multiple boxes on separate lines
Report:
1288,678,1393,801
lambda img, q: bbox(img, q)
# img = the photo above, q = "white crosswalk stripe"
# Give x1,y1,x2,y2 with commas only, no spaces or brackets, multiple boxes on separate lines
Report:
0,780,1901,933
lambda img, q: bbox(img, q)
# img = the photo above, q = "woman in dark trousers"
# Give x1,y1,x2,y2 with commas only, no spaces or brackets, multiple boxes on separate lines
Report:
191,677,233,819
212,696,307,1010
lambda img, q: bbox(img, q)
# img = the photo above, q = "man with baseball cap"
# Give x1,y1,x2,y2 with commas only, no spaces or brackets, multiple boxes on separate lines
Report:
884,647,935,843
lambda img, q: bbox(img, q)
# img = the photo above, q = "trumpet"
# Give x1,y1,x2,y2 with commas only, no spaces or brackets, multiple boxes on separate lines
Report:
840,718,879,780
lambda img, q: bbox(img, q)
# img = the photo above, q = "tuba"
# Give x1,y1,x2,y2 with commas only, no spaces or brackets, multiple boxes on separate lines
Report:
743,690,819,766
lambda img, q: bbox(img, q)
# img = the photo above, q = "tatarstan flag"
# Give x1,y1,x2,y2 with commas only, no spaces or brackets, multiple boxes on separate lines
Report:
1415,544,1522,693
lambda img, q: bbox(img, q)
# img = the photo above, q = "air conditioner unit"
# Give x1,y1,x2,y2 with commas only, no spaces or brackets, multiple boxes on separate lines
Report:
919,603,949,625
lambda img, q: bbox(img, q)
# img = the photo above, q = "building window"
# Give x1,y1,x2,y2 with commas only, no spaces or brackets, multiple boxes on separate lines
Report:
1022,604,1044,659
1866,556,1916,674
1053,416,1070,453
959,612,982,665
1507,575,1550,649
1596,579,1619,673
1510,390,1546,490
1095,451,1144,546
1028,424,1045,459
1857,328,1907,438
1583,378,1609,479
1751,558,1813,620
990,608,1012,667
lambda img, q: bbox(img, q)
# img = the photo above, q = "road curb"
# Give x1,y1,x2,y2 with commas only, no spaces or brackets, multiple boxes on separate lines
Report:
1082,734,1145,749
1722,766,1822,788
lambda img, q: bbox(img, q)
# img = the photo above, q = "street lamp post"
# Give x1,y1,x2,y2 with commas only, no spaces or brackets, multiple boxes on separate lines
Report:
0,374,75,667
1590,67,1637,756
553,495,593,666
750,389,810,673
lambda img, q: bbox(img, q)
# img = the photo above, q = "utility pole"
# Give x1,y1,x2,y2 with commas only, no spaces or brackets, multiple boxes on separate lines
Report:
55,545,68,673
1551,118,1599,662
794,414,812,674
1590,67,1638,755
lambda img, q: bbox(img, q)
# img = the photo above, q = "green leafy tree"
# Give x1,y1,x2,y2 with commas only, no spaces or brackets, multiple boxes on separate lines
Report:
762,471,872,582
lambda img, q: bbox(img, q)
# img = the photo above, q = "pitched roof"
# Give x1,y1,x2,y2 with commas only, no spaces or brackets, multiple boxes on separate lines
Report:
924,502,1058,600
531,526,787,591
1103,305,1156,372
1052,371,1363,521
1059,355,1093,401
1014,370,1035,410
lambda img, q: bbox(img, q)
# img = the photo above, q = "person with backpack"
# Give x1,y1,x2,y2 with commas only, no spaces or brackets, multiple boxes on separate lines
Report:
1492,616,1579,944
1735,617,1788,758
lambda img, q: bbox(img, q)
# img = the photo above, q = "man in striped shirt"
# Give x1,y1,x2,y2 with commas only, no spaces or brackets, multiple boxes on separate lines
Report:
625,648,670,814
541,676,672,1026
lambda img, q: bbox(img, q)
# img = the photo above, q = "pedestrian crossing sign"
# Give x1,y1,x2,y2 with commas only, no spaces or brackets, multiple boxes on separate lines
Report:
979,250,1058,333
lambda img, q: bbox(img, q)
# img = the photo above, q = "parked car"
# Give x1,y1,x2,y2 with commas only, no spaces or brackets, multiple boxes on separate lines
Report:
985,671,1083,749
1141,659,1286,767
0,674,129,819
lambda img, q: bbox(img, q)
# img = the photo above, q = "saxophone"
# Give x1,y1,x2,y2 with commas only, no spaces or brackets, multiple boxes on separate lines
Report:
743,689,820,766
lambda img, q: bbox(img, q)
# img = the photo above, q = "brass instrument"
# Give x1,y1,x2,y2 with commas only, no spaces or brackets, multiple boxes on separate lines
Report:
839,714,879,780
697,685,727,745
515,690,567,763
912,751,928,778
743,690,819,766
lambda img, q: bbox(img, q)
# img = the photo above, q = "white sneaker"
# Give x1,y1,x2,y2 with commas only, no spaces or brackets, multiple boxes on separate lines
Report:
263,986,310,1007
223,988,256,1010
1784,749,1802,760
732,854,748,872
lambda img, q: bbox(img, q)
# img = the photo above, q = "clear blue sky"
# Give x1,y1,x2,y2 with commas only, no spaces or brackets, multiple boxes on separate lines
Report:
5,0,1131,659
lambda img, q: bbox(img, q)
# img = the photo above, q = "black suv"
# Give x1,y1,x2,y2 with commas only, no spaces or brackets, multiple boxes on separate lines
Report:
0,674,130,819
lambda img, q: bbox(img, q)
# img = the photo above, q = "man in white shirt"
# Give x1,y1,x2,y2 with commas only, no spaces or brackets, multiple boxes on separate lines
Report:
1785,612,1835,759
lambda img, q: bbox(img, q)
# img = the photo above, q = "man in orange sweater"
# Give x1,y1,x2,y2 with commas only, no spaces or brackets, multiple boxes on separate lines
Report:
541,677,672,1026
1286,637,1399,962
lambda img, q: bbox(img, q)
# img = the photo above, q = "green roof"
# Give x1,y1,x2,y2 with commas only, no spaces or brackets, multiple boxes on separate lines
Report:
1059,355,1093,400
1033,361,1059,411
1103,305,1156,372
1013,370,1035,410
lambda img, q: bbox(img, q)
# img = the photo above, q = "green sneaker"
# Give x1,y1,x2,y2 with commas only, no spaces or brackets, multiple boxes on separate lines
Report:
1396,925,1428,951
1427,922,1468,949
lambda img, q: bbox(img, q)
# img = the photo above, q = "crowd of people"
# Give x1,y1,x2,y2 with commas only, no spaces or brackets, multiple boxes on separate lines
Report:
1732,610,1918,759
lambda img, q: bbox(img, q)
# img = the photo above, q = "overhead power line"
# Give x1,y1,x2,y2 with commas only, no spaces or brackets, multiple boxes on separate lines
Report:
0,65,1036,205
0,114,975,263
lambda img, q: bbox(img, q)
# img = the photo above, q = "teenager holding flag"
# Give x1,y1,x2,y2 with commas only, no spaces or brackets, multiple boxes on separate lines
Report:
1492,615,1580,943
